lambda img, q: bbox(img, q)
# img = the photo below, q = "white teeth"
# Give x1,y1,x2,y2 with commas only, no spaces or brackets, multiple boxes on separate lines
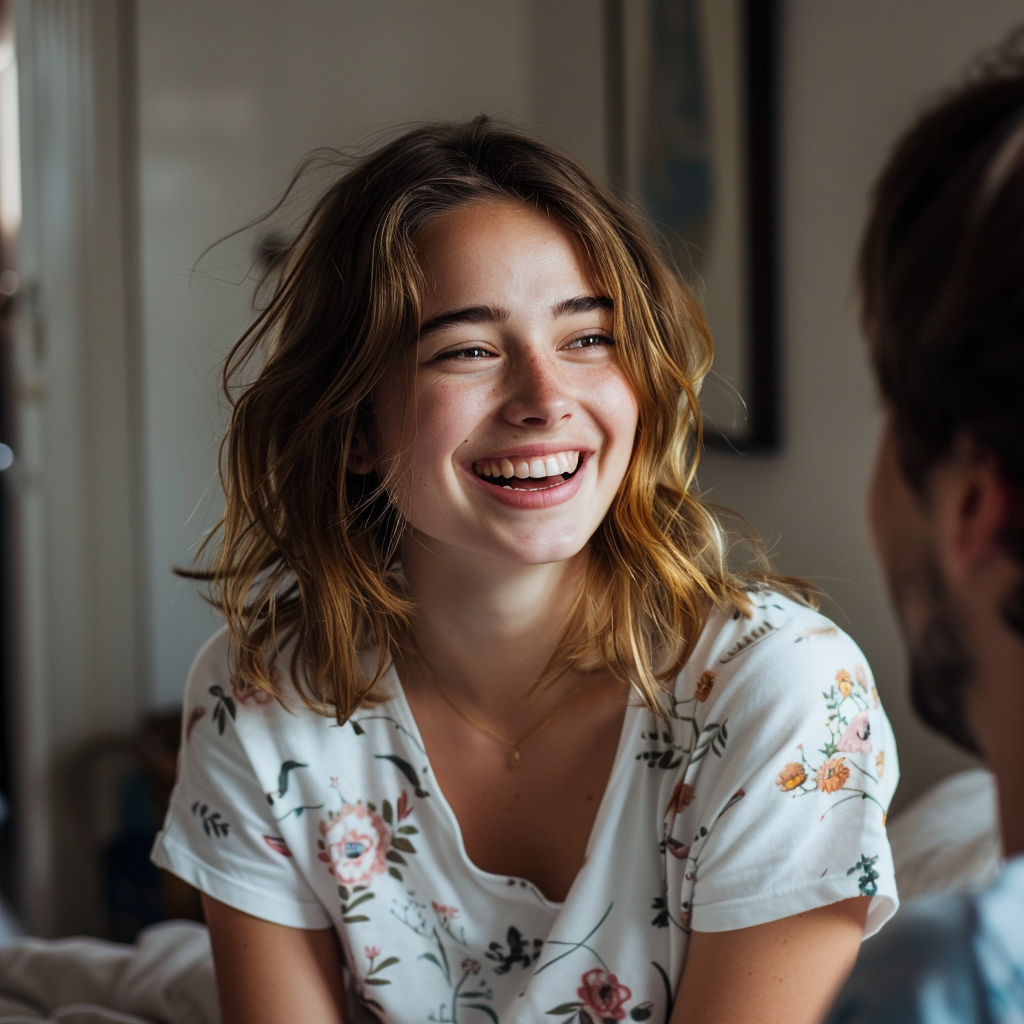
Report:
473,450,583,481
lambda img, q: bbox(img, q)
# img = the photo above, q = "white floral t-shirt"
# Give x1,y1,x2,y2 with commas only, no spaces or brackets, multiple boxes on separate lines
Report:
152,592,899,1023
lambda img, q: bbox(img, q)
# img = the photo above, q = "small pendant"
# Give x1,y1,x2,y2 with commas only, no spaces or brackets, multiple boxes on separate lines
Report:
509,747,522,770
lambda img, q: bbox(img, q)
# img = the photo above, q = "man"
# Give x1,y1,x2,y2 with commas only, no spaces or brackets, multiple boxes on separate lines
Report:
826,40,1024,1024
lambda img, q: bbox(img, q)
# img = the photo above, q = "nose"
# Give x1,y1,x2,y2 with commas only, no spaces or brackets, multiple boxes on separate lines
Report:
500,350,572,428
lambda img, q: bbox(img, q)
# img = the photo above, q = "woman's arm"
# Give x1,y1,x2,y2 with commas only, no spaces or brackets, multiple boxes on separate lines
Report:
203,894,347,1024
670,896,869,1024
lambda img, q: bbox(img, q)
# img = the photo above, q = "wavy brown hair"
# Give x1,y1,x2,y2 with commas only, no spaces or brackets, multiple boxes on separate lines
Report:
190,116,808,720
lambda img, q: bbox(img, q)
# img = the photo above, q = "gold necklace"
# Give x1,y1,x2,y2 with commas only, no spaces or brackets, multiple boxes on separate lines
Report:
411,640,585,770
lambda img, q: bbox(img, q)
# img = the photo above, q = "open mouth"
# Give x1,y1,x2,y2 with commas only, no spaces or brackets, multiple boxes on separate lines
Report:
471,450,584,492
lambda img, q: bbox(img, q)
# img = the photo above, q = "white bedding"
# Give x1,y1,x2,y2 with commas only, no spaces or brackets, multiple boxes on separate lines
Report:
0,769,1001,1023
0,921,217,1024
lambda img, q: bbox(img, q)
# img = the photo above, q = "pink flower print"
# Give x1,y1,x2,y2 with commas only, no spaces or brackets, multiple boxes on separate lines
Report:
854,664,869,691
318,802,390,886
431,901,459,921
578,968,632,1021
364,945,381,960
229,672,275,706
837,711,872,753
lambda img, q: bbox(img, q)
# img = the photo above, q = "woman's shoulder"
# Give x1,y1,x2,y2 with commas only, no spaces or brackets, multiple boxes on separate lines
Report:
675,591,876,712
183,625,319,730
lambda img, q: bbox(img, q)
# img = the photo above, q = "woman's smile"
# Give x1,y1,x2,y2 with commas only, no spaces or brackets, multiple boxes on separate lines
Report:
368,199,639,566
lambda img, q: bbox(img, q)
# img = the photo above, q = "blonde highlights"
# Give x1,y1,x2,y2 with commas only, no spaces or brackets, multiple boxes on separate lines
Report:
189,116,808,719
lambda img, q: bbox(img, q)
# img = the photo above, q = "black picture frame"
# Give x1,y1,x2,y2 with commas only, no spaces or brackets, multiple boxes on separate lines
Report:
604,0,780,452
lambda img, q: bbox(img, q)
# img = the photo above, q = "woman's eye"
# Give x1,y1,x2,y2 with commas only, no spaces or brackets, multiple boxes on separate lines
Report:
564,333,614,350
433,346,497,361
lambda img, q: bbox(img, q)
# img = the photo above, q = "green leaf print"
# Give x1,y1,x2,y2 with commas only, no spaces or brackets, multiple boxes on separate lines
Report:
374,754,430,798
276,760,308,798
208,685,236,734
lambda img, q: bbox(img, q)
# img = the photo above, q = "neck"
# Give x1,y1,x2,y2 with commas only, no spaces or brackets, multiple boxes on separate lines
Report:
399,530,588,713
968,605,1024,859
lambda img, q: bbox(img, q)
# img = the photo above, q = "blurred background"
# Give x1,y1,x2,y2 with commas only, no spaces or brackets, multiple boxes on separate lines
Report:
0,0,1018,940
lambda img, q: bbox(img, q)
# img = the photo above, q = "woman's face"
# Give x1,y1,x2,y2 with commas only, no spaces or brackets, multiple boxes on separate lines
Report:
368,200,639,567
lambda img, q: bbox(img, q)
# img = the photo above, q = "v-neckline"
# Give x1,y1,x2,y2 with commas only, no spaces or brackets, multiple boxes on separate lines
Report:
381,660,640,910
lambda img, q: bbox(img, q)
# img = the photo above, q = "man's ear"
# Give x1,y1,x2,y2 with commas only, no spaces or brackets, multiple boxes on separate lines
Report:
347,430,375,475
939,451,1012,581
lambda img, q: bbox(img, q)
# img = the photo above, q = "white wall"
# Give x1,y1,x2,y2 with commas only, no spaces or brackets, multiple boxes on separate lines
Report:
698,0,1024,811
136,0,1023,808
136,0,606,707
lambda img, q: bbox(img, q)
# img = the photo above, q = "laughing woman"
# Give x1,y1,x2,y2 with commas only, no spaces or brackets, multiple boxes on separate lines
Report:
152,118,898,1024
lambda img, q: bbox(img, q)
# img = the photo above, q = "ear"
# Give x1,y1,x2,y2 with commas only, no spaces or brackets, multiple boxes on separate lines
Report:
938,452,1012,581
347,431,375,475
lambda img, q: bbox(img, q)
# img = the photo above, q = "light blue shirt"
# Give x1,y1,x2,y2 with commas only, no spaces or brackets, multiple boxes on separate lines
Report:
828,855,1024,1024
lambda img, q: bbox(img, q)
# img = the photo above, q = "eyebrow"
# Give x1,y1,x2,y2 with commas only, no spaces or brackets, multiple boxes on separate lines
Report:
417,294,613,338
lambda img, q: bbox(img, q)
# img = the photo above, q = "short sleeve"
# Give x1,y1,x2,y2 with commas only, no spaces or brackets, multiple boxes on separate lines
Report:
151,629,332,929
676,602,899,938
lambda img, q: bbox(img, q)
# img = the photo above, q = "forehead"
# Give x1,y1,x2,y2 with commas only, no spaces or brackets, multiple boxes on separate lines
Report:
413,200,597,313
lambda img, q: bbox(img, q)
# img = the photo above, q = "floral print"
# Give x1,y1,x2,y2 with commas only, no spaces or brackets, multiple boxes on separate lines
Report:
816,757,851,793
848,854,881,897
694,670,715,702
776,661,889,822
664,781,694,818
319,802,391,886
546,966,655,1023
578,968,631,1019
155,594,898,1024
838,711,872,753
776,763,807,792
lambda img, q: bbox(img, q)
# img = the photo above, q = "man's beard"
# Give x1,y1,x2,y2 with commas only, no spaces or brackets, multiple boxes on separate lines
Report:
901,557,983,756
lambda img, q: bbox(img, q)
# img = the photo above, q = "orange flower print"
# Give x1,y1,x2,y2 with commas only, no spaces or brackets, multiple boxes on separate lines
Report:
854,664,869,691
816,757,850,793
875,751,885,779
665,781,695,818
578,968,632,1021
836,669,853,698
695,670,716,702
776,762,807,792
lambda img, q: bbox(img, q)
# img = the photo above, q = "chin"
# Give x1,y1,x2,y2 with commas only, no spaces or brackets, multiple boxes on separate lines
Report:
487,533,590,567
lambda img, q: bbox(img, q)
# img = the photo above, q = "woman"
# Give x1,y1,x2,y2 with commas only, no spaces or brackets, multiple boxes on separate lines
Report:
153,117,897,1023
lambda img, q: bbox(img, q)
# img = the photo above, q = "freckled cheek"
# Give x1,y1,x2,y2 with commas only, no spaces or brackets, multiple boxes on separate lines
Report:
403,386,491,477
591,375,640,459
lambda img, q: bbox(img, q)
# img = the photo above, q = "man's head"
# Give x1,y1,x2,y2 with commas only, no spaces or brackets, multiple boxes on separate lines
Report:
861,40,1024,755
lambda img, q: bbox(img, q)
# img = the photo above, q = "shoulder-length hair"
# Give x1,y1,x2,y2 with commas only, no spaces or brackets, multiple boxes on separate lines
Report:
192,115,806,719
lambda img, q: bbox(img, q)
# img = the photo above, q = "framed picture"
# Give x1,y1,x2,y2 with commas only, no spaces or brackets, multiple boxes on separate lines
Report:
605,0,779,450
